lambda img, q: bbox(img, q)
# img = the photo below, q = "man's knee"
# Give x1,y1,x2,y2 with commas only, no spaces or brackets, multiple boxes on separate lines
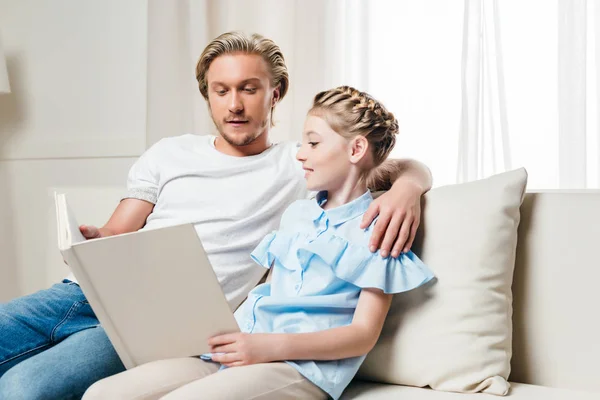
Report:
0,365,47,400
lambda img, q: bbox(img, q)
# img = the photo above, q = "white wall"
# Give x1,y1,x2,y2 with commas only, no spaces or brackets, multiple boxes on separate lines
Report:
0,0,148,299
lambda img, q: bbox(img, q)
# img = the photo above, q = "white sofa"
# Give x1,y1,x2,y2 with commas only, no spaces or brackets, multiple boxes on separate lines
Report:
341,191,600,399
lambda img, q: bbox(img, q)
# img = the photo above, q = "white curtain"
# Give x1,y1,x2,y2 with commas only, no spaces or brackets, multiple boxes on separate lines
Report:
501,0,600,189
368,0,600,189
458,0,600,188
595,0,600,188
145,0,369,147
558,0,587,188
456,0,511,183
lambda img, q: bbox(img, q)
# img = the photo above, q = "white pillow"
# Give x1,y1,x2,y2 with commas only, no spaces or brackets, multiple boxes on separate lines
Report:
356,168,528,395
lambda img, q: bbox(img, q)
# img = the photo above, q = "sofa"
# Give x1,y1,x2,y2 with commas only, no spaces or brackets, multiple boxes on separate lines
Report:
50,169,598,399
340,171,599,399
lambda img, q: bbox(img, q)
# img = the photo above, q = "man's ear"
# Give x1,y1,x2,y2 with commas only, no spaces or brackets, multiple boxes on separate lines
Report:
349,136,369,164
272,86,281,107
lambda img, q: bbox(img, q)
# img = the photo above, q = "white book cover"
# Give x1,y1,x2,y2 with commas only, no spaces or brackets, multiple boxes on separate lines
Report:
54,193,239,369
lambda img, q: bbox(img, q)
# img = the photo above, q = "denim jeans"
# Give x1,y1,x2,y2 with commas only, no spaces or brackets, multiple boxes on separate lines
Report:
0,280,125,399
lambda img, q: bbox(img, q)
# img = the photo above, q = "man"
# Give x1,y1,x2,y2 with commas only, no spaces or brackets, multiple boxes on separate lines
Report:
0,32,431,399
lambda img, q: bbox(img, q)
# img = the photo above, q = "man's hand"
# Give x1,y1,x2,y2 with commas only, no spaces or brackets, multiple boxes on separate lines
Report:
63,225,105,265
79,225,104,240
360,180,423,258
77,198,154,241
208,332,276,367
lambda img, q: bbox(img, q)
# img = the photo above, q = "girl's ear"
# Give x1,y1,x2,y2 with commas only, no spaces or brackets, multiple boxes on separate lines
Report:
349,136,369,164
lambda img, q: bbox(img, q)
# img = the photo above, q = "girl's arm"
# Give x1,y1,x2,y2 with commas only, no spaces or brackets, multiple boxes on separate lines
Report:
271,288,392,361
209,288,392,366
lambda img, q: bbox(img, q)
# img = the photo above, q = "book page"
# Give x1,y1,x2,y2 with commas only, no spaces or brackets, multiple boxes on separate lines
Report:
55,193,87,248
54,192,68,250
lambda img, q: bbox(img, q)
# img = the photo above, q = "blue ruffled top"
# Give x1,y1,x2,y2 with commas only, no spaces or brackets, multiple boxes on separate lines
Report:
233,190,434,399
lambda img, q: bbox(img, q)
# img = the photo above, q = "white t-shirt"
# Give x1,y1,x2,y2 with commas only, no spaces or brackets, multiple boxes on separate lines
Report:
68,134,307,310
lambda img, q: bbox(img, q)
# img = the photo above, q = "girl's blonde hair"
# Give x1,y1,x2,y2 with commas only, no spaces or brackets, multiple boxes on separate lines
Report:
195,32,289,127
309,86,399,167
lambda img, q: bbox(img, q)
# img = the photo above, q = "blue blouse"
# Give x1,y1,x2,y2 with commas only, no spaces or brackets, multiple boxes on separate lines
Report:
233,191,434,399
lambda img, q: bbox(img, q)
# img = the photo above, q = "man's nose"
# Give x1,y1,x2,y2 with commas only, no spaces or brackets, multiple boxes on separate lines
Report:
228,92,243,114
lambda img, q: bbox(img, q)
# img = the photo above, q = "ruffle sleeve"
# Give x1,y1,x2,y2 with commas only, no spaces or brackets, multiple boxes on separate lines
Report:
250,232,277,269
298,234,435,294
252,230,434,293
250,231,303,271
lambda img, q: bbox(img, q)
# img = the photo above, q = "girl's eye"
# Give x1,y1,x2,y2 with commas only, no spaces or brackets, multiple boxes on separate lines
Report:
308,142,319,148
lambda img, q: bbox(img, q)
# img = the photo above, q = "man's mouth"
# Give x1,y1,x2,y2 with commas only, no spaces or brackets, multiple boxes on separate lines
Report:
226,120,249,126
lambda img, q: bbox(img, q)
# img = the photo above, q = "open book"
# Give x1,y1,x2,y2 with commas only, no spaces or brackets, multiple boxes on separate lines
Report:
54,193,239,369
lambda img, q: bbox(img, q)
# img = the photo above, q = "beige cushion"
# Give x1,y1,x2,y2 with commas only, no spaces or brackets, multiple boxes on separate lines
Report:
341,381,599,400
356,168,528,395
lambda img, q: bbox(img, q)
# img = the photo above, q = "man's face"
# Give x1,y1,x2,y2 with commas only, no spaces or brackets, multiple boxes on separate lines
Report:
206,53,278,147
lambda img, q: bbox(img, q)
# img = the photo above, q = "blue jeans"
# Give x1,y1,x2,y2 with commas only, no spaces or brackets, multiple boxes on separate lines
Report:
0,280,125,399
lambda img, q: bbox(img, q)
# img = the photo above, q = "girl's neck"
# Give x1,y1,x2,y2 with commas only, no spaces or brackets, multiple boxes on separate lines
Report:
321,174,368,210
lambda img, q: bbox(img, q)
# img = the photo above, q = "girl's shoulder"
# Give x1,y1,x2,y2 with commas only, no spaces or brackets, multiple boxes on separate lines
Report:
332,214,377,249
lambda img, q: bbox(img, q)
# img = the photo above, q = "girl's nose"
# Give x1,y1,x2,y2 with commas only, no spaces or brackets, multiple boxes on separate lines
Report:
296,146,307,162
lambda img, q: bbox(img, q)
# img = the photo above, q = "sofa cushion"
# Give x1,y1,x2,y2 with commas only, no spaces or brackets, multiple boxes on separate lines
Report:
356,169,528,395
341,381,599,400
511,192,600,392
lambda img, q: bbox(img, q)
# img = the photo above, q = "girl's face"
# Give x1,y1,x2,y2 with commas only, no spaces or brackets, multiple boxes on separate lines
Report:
296,115,353,192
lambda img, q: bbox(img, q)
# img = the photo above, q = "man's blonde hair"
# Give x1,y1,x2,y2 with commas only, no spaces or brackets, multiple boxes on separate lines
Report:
309,86,399,167
196,32,289,127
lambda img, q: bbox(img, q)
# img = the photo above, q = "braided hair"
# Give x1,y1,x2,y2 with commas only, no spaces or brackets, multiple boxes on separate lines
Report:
309,86,399,166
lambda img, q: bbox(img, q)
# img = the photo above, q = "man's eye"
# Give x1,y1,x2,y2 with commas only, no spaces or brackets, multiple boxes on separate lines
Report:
216,89,227,96
244,87,257,93
308,142,319,147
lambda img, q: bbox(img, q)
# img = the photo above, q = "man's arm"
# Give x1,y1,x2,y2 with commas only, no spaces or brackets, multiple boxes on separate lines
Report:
366,158,432,193
79,198,154,239
361,158,432,258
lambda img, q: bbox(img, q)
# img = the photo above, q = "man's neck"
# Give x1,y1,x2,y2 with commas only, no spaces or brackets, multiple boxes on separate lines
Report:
214,132,272,157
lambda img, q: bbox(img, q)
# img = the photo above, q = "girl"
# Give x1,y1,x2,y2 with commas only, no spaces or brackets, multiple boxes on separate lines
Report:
201,86,435,399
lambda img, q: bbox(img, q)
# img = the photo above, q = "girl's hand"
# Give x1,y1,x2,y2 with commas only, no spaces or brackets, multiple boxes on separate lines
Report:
360,179,423,258
208,333,276,367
